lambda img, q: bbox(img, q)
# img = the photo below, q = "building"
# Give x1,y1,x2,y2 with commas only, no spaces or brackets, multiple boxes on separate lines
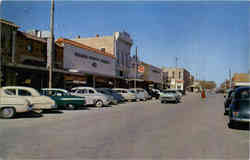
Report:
1,19,64,89
128,57,162,89
56,38,117,89
162,67,191,91
232,73,250,88
72,32,133,81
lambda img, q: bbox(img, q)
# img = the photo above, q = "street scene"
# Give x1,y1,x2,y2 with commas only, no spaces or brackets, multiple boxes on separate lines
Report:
1,1,249,160
0,93,249,159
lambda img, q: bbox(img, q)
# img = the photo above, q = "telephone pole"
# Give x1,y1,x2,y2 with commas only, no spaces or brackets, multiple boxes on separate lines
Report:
229,68,232,88
175,57,178,89
134,46,138,89
47,0,55,88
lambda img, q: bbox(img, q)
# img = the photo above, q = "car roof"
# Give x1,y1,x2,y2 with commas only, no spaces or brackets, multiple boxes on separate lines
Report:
234,86,250,93
71,87,95,90
2,86,36,90
112,88,128,90
41,88,68,93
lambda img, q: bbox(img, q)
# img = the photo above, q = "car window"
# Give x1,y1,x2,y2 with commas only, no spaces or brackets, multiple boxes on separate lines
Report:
4,89,16,95
122,90,128,93
238,90,250,99
18,89,32,96
89,89,95,94
78,89,88,94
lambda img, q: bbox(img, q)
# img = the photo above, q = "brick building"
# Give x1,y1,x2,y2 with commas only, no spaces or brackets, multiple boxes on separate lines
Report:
162,67,192,91
1,19,64,89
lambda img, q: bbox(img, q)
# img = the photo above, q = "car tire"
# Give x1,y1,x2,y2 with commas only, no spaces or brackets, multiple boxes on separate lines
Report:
67,104,75,110
95,100,103,108
228,119,235,129
0,107,16,119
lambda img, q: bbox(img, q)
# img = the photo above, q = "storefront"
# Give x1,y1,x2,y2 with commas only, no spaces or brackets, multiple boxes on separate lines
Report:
57,38,117,88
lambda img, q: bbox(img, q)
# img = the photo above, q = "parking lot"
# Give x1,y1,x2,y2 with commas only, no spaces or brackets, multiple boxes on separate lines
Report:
0,93,249,159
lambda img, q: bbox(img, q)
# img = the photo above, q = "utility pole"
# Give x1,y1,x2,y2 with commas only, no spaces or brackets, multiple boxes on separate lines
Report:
229,68,232,88
134,46,138,89
0,23,2,88
47,0,55,88
175,57,178,89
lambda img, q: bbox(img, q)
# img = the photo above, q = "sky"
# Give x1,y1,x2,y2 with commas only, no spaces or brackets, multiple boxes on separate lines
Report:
1,1,249,86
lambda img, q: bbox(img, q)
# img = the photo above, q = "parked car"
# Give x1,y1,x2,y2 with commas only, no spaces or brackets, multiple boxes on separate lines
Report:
112,88,137,102
146,88,160,99
165,90,182,100
0,88,33,118
70,87,110,107
40,88,85,110
129,88,151,101
224,89,235,115
228,87,250,128
96,88,124,104
159,90,180,103
2,86,56,113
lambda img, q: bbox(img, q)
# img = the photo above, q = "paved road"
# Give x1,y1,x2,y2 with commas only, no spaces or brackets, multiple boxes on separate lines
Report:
0,93,249,159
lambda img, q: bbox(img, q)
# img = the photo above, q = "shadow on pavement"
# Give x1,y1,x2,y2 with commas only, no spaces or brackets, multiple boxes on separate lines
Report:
228,123,250,131
14,111,43,119
42,110,64,114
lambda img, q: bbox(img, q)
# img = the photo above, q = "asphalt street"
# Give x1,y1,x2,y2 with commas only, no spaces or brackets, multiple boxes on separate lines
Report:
0,93,249,159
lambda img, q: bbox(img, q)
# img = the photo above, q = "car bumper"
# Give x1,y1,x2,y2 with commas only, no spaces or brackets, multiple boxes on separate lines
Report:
230,117,250,123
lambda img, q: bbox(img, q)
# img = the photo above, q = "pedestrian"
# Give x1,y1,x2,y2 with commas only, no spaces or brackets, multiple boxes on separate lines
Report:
201,89,206,99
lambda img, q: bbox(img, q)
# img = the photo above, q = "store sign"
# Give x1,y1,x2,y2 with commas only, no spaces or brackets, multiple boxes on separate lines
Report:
64,44,115,77
138,65,145,73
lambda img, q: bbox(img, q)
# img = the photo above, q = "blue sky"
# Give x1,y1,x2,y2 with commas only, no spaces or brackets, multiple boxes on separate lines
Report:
1,1,249,86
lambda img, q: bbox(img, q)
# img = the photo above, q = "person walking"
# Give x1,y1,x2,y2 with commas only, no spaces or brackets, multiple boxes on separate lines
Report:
201,88,206,99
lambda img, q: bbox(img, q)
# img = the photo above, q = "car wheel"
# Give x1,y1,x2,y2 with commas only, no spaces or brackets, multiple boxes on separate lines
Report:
228,119,235,129
67,104,75,110
1,107,15,119
161,101,164,103
95,100,103,108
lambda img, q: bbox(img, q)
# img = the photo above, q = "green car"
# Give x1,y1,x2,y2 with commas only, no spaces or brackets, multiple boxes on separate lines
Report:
40,88,85,110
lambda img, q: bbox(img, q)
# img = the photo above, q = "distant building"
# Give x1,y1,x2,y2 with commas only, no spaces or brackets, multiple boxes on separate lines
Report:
232,73,250,88
128,57,162,88
162,67,191,91
26,29,51,39
71,32,133,79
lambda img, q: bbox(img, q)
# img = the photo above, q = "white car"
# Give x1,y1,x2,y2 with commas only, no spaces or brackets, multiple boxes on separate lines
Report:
0,88,33,118
2,86,57,113
70,87,110,107
112,88,137,102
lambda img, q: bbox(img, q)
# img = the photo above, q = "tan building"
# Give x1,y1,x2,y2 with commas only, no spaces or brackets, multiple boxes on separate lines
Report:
72,32,133,80
162,67,191,91
232,73,250,88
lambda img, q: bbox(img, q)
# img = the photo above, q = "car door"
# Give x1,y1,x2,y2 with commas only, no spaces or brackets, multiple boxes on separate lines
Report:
17,88,43,109
88,89,97,104
75,89,91,105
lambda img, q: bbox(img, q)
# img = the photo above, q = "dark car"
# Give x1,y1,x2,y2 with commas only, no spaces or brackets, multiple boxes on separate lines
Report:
40,88,85,110
224,89,235,115
145,88,160,99
228,87,250,128
96,88,125,104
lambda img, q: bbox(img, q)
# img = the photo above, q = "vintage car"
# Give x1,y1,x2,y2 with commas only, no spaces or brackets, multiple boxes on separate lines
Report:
112,88,137,102
40,88,86,110
0,88,33,118
159,90,180,104
70,87,110,108
2,86,56,113
228,87,250,128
